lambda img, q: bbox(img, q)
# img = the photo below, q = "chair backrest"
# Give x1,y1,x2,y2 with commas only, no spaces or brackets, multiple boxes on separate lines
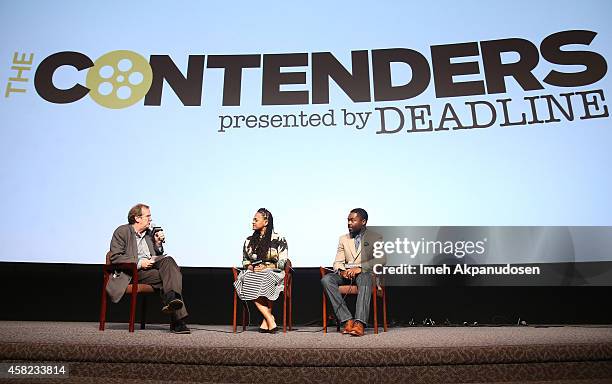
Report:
284,260,293,279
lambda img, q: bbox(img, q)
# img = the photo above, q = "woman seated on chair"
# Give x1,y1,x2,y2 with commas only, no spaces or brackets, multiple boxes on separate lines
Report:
233,208,288,333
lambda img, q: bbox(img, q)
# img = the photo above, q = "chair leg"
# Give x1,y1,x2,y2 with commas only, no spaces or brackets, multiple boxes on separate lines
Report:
383,287,388,332
373,282,378,334
99,273,109,331
233,291,237,333
283,291,287,333
129,270,141,333
129,289,137,333
140,295,147,330
322,292,327,333
288,284,293,331
242,302,247,331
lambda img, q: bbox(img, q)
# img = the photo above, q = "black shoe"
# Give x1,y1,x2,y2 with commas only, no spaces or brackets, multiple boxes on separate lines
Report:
162,292,184,314
170,320,191,334
162,299,183,314
267,326,278,334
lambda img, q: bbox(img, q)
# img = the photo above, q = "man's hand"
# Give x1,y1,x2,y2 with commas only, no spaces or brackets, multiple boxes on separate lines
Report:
140,259,154,270
154,230,165,246
348,267,362,278
341,267,361,279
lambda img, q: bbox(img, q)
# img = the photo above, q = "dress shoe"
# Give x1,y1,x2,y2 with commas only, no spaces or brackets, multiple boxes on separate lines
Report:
267,326,278,334
342,319,355,335
162,291,184,314
349,321,365,337
170,319,191,334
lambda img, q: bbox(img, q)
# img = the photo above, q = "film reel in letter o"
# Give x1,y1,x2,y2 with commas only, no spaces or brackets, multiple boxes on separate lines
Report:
86,50,153,109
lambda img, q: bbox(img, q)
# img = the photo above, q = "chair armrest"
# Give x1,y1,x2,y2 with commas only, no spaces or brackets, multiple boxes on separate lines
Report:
372,273,386,290
103,262,138,273
320,266,332,278
103,262,139,283
284,259,293,274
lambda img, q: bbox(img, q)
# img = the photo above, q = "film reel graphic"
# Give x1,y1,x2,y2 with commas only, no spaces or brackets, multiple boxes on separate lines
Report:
85,50,153,109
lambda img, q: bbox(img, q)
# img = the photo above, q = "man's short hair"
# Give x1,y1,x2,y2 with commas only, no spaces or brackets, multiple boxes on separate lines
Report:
128,203,150,224
350,208,368,222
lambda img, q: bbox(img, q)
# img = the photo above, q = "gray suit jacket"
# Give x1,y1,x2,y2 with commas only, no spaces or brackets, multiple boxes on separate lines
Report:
106,224,162,303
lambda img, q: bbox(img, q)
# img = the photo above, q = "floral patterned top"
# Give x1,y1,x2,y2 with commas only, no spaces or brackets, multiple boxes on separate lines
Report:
242,231,288,270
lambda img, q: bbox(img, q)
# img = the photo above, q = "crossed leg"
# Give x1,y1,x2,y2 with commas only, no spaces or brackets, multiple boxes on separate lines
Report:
254,297,277,330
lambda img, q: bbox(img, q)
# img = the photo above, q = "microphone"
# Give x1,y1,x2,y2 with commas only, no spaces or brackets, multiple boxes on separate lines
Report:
151,223,165,243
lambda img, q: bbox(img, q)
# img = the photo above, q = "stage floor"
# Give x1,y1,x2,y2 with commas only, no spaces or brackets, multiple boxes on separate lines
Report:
1,321,612,348
1,321,612,383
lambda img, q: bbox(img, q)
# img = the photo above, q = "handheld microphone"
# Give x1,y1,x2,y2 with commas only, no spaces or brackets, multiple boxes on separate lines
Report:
151,223,165,243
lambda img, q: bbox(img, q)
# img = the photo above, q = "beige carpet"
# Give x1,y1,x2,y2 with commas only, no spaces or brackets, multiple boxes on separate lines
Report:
1,322,611,383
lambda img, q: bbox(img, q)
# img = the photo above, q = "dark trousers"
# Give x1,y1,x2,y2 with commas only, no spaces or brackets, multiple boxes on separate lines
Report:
321,272,372,325
138,256,188,320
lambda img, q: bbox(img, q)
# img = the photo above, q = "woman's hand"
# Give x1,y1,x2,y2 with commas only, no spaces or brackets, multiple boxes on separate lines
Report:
247,265,254,271
254,264,266,272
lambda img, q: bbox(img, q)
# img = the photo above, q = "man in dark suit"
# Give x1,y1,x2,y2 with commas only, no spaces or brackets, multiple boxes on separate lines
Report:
321,208,383,337
107,203,190,334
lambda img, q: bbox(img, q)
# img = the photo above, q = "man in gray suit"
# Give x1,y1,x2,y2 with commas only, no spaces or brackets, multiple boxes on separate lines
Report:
321,208,382,337
107,203,190,334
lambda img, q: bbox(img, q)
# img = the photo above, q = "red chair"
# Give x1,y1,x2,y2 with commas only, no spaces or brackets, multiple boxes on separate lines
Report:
232,260,293,333
99,251,155,332
320,267,387,334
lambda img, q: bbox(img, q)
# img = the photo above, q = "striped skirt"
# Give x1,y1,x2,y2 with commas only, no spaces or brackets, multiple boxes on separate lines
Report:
234,269,285,301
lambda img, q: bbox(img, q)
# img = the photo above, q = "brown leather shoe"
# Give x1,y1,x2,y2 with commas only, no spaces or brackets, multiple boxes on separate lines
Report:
349,321,365,337
341,319,355,334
